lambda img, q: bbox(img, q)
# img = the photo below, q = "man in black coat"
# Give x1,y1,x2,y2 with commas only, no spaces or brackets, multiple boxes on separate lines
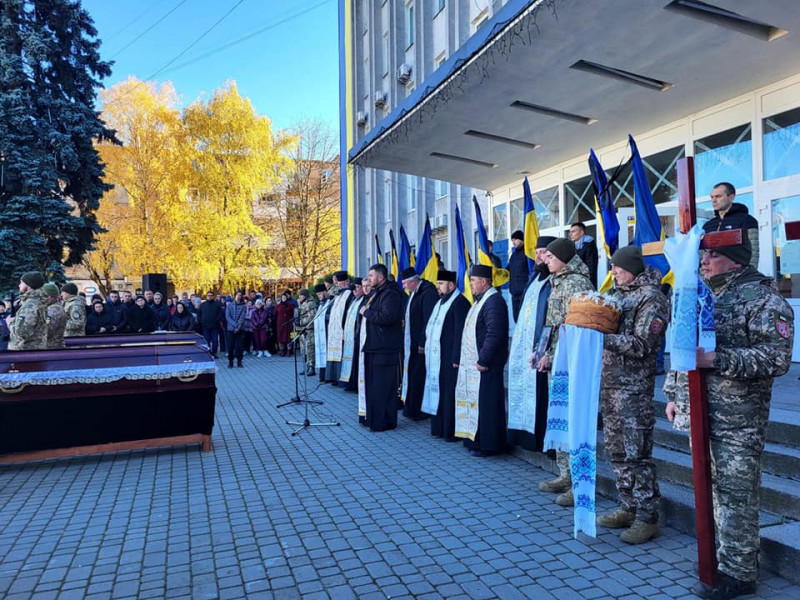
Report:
569,221,599,288
426,270,471,440
105,290,128,334
400,267,439,421
359,264,404,432
702,181,759,267
455,264,509,456
506,229,530,322
198,291,224,358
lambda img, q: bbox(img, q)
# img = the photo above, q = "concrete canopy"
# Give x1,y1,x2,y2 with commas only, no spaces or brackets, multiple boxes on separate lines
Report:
348,0,800,191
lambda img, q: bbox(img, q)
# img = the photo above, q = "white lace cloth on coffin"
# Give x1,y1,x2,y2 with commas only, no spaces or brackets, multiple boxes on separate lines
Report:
543,324,604,538
0,361,217,389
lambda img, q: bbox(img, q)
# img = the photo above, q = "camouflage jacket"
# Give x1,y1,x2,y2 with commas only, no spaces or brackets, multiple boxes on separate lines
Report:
602,267,669,392
46,301,67,348
8,289,48,351
63,294,87,337
706,265,794,447
544,254,594,358
297,297,318,329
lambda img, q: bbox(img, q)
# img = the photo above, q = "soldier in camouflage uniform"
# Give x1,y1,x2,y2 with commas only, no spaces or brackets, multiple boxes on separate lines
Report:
60,282,87,337
595,246,669,544
670,240,794,600
297,289,318,376
535,238,594,506
7,272,48,351
42,282,67,349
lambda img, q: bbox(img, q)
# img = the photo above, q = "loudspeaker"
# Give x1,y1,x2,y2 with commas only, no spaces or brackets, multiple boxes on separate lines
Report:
142,273,167,295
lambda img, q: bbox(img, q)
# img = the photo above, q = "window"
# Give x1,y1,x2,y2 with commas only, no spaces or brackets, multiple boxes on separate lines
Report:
564,175,595,225
321,170,333,185
510,197,524,234
406,3,415,47
407,175,417,212
530,185,560,229
763,107,800,181
607,144,685,208
384,178,392,223
382,33,390,76
437,179,448,198
772,195,800,299
437,0,446,14
694,124,753,195
492,203,508,259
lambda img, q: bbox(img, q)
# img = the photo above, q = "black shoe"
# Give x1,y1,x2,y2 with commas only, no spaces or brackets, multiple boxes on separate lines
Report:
228,362,234,368
691,573,757,600
469,449,485,457
237,361,243,368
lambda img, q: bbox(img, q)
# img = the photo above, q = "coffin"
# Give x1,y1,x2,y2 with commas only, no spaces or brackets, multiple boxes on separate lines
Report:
0,332,216,463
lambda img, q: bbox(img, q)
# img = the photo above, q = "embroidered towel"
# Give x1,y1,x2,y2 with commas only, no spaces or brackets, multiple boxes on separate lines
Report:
663,224,703,371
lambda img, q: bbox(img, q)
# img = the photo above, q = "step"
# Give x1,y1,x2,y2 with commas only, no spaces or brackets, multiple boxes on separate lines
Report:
512,446,800,585
652,419,800,480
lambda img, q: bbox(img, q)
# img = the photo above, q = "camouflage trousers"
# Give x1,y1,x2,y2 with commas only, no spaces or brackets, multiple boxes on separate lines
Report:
301,330,315,370
601,389,660,523
556,451,571,480
711,437,763,582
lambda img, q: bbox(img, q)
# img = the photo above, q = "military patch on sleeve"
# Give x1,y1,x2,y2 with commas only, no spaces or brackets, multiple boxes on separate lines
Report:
776,313,792,339
651,316,666,335
71,309,83,320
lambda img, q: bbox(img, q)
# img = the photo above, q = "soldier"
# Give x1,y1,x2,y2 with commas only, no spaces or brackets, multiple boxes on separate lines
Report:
296,289,318,376
595,245,669,544
667,239,794,600
42,282,67,349
7,271,48,351
60,283,87,337
535,238,593,506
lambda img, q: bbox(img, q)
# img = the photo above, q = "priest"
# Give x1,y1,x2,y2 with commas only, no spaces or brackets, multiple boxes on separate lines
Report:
325,271,354,385
400,267,439,420
422,270,470,441
313,283,332,382
340,277,365,391
455,264,509,456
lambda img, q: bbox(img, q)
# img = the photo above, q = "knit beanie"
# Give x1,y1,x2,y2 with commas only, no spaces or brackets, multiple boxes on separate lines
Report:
21,271,45,290
511,230,524,241
611,245,645,276
62,282,78,295
42,282,60,298
715,240,752,267
546,238,576,264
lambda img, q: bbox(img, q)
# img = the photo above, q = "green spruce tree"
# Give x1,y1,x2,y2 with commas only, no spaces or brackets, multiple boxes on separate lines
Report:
0,0,117,290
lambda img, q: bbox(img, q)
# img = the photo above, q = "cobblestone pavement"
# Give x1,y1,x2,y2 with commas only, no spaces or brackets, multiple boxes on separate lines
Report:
1,354,798,600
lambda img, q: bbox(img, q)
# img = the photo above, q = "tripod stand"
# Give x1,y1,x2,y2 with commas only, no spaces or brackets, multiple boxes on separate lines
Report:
276,319,322,408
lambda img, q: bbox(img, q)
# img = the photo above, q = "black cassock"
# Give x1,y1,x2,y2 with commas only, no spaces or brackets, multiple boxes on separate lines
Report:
344,303,362,392
464,290,509,455
362,281,404,432
402,280,439,420
429,292,471,440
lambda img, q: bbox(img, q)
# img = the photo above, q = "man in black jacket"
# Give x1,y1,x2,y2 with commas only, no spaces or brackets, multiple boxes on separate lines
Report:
105,290,128,334
198,291,223,358
359,264,404,432
506,229,530,321
569,222,599,288
702,182,759,267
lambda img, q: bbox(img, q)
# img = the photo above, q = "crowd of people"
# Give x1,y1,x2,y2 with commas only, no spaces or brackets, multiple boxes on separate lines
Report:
0,182,793,600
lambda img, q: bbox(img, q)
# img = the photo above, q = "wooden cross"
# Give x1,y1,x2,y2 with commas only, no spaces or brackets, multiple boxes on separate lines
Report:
639,157,745,588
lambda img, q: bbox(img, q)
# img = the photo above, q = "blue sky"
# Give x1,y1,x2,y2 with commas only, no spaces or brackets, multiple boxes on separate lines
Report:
82,0,340,132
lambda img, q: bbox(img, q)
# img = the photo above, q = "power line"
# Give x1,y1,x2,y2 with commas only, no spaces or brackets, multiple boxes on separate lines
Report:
160,0,334,76
109,0,190,60
105,0,162,44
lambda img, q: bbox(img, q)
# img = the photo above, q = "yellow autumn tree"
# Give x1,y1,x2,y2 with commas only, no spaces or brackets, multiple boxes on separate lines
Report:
87,77,293,292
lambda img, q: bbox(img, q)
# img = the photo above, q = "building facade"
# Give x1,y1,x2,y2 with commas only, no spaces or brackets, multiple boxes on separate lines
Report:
340,0,800,358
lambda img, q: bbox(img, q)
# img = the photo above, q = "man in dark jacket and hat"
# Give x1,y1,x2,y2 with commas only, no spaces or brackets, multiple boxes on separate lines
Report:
506,229,530,321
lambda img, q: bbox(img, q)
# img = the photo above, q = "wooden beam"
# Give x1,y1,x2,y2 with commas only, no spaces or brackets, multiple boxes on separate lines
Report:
677,156,718,588
699,229,743,249
786,220,800,241
642,241,665,256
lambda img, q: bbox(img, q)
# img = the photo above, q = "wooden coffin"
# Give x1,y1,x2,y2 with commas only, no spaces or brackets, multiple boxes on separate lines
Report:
0,333,216,463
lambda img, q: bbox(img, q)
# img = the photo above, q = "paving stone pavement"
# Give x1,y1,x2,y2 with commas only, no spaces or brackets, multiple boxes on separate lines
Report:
1,354,799,600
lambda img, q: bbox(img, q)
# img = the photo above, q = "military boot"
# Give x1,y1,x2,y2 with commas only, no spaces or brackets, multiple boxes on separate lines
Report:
691,572,757,600
555,489,574,507
619,520,660,544
306,366,315,376
596,508,635,529
538,475,571,494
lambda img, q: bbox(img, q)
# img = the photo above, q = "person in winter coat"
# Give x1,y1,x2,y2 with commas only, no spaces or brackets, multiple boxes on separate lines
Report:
264,297,277,354
250,299,271,357
127,296,156,333
151,292,171,330
274,294,296,356
242,299,255,355
168,301,195,331
86,300,115,335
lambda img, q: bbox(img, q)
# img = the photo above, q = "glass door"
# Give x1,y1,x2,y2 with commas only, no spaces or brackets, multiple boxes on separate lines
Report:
769,194,800,362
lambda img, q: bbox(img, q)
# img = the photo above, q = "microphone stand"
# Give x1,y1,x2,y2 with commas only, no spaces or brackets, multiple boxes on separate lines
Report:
276,316,322,408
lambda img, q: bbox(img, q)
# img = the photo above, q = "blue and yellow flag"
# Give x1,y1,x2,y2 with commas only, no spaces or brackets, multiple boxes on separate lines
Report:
629,134,673,287
374,234,384,265
522,177,540,274
455,205,473,303
399,225,414,271
589,149,620,292
389,229,400,287
472,196,510,287
415,216,439,283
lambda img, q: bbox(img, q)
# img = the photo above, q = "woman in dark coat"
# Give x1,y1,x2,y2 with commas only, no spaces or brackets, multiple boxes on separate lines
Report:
250,299,270,357
127,296,156,333
151,292,171,330
264,297,277,355
273,294,296,356
86,300,114,335
168,301,194,331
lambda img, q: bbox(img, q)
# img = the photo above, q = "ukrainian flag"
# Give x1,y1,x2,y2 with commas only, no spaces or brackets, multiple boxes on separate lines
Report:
399,225,414,271
415,216,439,283
629,134,673,287
472,196,510,287
389,229,400,287
589,148,620,293
374,234,384,265
455,205,473,303
522,177,540,274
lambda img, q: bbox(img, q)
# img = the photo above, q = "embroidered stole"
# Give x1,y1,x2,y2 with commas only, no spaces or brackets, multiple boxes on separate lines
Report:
340,297,364,381
507,276,549,434
454,288,497,441
421,292,460,416
664,224,703,370
400,287,418,404
357,312,368,416
326,289,352,361
314,300,332,367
